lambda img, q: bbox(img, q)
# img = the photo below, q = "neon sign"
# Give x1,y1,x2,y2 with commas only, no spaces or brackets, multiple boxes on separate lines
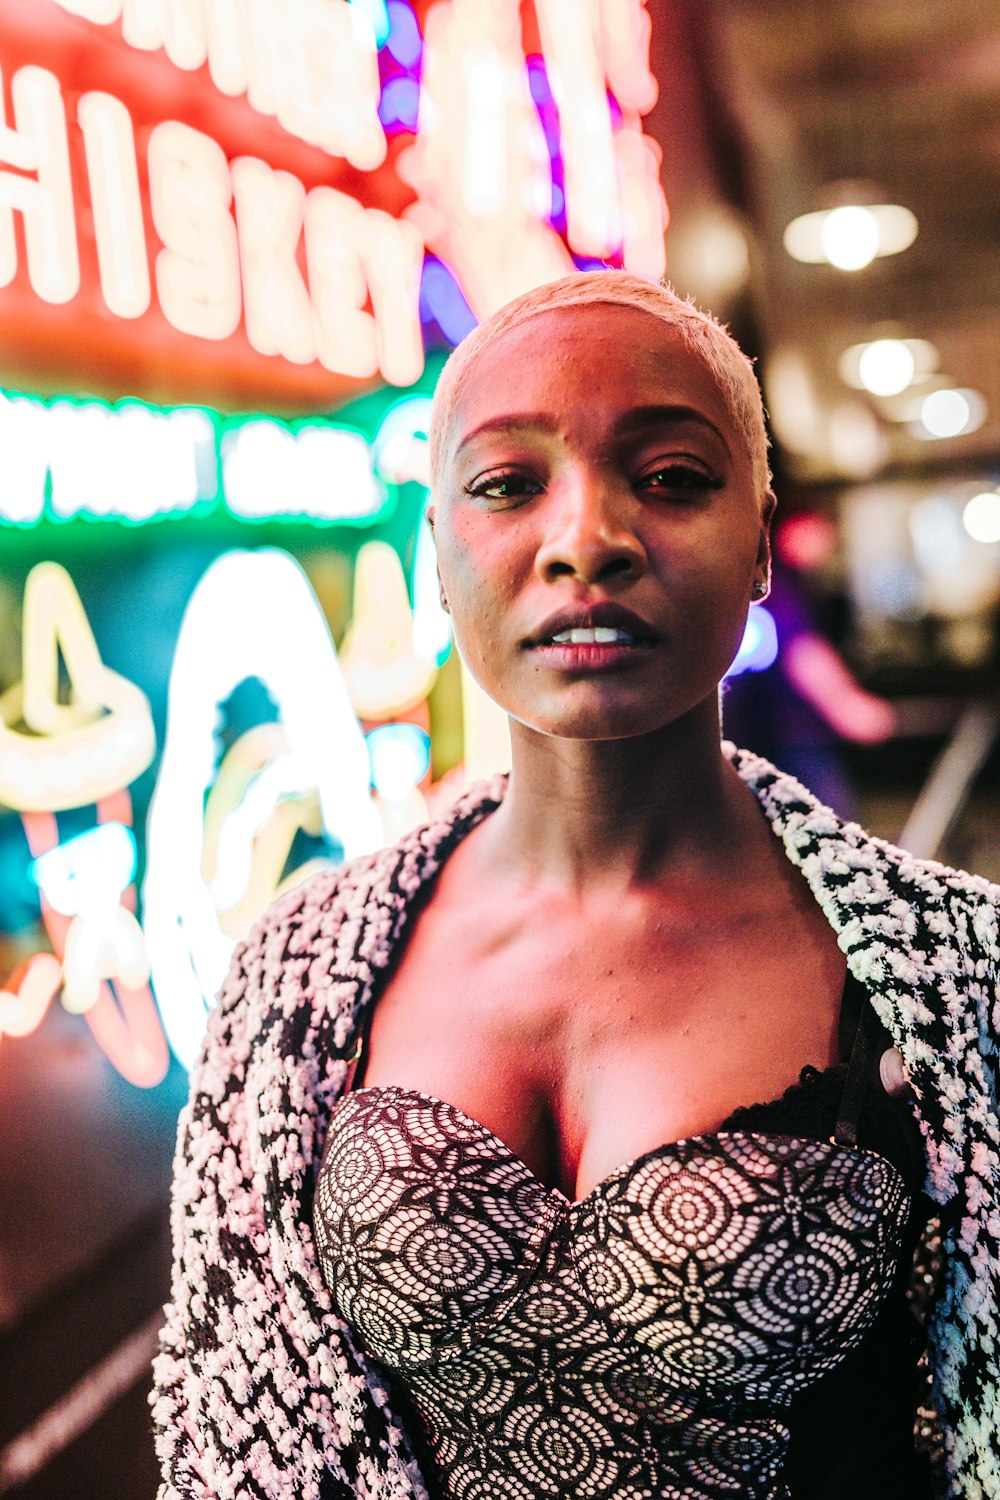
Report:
31,823,149,1015
143,548,382,1069
0,388,397,526
0,563,168,1086
400,0,665,314
52,0,387,168
340,540,439,718
0,15,419,401
0,562,156,809
0,544,514,1085
0,0,666,407
0,60,424,381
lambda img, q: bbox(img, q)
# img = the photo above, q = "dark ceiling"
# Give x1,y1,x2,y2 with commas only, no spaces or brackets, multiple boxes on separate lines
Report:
647,0,1000,485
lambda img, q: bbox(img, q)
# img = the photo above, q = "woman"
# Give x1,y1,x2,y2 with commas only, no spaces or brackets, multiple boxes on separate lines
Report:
152,273,1000,1500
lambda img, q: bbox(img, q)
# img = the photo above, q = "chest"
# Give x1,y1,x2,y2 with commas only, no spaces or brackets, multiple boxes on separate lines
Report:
352,859,847,1201
381,897,836,1058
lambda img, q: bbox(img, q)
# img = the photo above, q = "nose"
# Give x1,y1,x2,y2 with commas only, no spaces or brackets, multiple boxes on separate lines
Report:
534,469,647,586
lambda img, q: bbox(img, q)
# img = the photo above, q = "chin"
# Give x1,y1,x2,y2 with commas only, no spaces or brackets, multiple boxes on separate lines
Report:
508,694,710,744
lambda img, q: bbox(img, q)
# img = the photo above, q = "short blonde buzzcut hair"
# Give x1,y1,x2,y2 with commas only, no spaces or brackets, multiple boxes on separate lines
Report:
428,270,771,502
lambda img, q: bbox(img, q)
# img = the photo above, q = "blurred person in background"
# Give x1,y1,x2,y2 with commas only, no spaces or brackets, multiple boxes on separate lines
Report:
152,273,1000,1500
722,512,897,818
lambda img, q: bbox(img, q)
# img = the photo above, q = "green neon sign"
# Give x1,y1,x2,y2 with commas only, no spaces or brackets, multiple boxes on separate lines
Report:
0,358,443,530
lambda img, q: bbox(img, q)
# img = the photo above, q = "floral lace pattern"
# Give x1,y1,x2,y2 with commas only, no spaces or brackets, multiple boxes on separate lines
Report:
315,1086,911,1500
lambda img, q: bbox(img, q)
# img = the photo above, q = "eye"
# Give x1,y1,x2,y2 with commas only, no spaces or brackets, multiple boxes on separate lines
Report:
465,471,542,502
638,463,721,497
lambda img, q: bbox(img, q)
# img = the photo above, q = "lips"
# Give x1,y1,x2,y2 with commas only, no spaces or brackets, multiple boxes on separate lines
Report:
525,602,660,648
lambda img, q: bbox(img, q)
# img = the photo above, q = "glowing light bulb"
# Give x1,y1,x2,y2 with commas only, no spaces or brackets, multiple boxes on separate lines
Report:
785,204,917,266
963,491,1000,545
839,337,937,395
857,339,915,397
820,206,879,271
919,389,979,439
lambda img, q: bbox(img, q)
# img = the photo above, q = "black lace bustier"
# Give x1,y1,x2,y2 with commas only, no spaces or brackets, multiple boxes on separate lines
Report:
314,973,932,1500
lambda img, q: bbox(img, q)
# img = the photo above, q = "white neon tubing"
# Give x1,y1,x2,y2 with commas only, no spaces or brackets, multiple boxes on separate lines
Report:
143,547,381,1068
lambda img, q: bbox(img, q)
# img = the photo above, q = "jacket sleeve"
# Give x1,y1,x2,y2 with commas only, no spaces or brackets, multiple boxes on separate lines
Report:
951,877,1000,1106
149,877,427,1500
150,927,271,1498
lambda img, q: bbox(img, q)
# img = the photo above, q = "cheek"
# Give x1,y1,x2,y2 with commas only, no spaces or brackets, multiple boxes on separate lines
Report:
662,518,752,601
437,516,523,616
435,529,502,654
671,535,757,659
439,527,484,602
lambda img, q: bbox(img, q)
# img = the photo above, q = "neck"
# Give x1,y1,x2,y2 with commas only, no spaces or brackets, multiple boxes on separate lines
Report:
476,700,758,896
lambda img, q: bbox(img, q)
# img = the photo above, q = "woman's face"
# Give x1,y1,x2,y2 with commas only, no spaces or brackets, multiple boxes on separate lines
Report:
430,303,773,742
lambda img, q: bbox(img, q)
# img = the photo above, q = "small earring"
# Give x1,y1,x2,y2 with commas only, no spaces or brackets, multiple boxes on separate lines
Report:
753,580,767,597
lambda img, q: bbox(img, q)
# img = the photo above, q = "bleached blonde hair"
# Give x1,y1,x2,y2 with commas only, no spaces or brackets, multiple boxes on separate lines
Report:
428,270,771,502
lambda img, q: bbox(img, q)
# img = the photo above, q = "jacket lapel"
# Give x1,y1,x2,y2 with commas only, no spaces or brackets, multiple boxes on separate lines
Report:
729,744,972,1203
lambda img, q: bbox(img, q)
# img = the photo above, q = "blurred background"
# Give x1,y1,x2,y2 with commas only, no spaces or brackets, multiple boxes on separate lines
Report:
0,2,997,1494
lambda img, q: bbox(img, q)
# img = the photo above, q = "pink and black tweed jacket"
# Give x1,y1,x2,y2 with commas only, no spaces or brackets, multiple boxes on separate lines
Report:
151,747,1000,1500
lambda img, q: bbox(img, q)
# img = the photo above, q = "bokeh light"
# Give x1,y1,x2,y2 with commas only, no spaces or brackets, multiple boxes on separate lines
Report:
378,74,420,133
821,206,879,271
963,491,1000,545
858,339,916,396
918,389,986,440
385,0,422,69
839,337,937,395
784,203,918,267
350,0,391,47
725,606,779,677
367,722,431,801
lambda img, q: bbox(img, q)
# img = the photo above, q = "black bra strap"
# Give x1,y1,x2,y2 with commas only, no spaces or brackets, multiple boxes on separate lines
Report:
832,971,884,1148
836,965,863,1062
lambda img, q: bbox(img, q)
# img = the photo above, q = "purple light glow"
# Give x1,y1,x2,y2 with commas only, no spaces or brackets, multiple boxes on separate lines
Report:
419,258,476,345
725,606,779,677
572,255,614,271
526,57,552,104
386,1,422,70
524,54,566,230
379,75,420,133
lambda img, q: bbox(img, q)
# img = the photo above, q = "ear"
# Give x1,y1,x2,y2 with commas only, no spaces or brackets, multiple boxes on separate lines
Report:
425,505,448,611
756,489,776,582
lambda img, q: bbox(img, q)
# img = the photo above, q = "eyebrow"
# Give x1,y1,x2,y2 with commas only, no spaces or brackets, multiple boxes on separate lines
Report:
455,404,731,458
618,405,730,453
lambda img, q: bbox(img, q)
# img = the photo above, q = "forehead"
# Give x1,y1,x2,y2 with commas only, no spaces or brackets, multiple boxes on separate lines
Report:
445,303,735,461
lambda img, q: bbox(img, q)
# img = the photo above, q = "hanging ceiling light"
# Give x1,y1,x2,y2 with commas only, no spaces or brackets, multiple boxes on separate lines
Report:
821,206,879,270
963,491,1000,545
784,202,918,270
914,388,987,440
857,339,915,395
839,338,938,397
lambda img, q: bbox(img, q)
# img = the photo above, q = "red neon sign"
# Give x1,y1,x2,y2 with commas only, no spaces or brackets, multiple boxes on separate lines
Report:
0,1,666,412
0,1,423,409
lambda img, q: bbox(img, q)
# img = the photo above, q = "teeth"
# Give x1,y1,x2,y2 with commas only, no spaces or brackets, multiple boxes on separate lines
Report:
549,627,636,644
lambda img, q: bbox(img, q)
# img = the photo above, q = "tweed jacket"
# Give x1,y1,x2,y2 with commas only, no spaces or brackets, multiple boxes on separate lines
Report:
151,746,1000,1500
